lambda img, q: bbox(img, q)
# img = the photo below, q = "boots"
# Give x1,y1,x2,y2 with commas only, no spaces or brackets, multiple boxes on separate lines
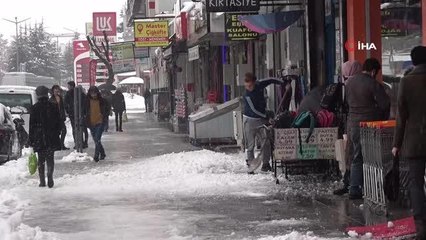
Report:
38,164,46,187
47,165,54,188
261,164,272,172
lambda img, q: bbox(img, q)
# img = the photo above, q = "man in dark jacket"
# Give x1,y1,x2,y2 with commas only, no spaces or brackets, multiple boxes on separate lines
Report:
29,86,61,188
243,72,284,172
112,89,126,132
100,89,112,132
49,85,68,150
346,58,390,199
392,46,426,239
64,81,88,149
86,86,108,162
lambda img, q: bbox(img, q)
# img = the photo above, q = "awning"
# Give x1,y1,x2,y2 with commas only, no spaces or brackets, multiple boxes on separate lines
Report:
119,77,145,85
238,10,304,34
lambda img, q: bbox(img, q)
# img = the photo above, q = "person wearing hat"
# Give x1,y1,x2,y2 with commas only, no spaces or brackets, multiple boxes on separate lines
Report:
28,86,62,188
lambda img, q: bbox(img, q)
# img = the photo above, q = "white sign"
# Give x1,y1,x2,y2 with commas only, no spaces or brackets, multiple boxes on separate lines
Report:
274,128,338,160
188,45,200,62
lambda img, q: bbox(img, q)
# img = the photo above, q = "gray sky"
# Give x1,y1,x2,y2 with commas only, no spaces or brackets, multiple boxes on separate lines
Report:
0,0,125,42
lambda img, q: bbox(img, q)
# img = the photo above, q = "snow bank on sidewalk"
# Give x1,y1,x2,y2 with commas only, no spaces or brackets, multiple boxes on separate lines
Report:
0,191,56,240
0,156,31,189
257,231,347,240
60,151,93,163
123,93,145,111
57,150,275,197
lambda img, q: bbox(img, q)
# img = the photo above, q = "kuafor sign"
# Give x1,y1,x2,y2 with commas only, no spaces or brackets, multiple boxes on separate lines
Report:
93,12,117,36
207,0,260,12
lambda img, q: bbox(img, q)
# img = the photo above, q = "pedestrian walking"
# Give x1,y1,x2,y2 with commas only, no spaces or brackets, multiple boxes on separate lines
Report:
49,85,69,150
64,81,88,149
86,86,108,162
243,72,285,172
345,58,390,200
333,60,362,196
392,46,426,240
143,89,151,113
112,89,126,132
28,86,61,188
100,89,112,132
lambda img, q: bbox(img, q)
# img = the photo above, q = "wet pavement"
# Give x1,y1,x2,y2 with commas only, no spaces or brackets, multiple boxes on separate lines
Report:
14,113,411,239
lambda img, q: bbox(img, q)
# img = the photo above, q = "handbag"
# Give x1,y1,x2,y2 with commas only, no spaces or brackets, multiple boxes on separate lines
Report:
123,111,128,122
28,153,38,175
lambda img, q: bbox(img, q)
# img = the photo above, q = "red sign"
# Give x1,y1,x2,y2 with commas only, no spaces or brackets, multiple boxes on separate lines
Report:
73,40,90,57
93,12,117,36
73,40,91,85
89,60,97,86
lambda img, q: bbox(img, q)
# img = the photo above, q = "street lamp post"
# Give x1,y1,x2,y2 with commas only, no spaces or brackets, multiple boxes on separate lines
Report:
3,17,30,71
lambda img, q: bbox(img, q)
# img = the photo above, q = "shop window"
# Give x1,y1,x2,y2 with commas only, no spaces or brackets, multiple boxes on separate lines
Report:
381,0,422,79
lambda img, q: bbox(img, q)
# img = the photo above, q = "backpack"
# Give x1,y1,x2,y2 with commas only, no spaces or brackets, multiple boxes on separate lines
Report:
292,111,316,155
274,111,295,129
320,83,343,111
316,109,336,128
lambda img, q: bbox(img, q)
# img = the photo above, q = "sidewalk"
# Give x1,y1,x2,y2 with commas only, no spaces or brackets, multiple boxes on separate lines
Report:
0,112,410,240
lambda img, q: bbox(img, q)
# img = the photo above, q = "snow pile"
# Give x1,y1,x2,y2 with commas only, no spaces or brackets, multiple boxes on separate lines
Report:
0,157,30,188
257,231,345,240
387,221,394,228
347,230,358,237
256,218,309,227
60,151,93,163
57,150,275,197
123,93,145,111
0,191,55,240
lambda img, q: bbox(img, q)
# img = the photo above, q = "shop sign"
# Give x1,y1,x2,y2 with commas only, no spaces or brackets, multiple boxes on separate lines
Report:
134,21,169,47
207,0,260,12
225,13,259,41
111,42,136,73
188,45,199,62
93,12,117,36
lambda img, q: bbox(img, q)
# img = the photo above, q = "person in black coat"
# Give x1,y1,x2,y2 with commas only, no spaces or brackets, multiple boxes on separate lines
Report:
112,89,126,132
29,86,61,188
64,81,88,149
49,85,68,150
100,89,112,132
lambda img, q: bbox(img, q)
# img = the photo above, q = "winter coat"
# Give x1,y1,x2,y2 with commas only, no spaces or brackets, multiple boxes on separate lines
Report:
345,73,390,127
393,64,426,158
64,89,87,118
243,78,284,119
85,94,109,128
112,92,126,112
49,95,66,122
29,98,62,152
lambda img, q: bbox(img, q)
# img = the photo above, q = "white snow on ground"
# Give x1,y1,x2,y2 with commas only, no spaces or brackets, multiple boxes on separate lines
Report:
1,149,343,239
0,150,57,240
123,93,145,112
257,231,347,240
60,151,93,163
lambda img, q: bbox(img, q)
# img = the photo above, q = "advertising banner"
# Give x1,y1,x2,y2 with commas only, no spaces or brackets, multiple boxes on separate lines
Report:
134,21,169,47
111,42,135,73
207,0,259,12
225,13,259,41
73,40,91,85
93,12,117,36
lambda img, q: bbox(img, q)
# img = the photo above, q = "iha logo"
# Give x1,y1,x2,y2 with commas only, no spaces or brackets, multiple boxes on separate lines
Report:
345,40,377,52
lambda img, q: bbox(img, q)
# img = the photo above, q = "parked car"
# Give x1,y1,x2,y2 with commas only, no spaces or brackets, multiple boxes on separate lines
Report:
0,86,37,133
0,86,36,163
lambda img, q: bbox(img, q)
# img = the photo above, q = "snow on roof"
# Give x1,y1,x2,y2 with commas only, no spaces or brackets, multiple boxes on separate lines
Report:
119,77,144,85
116,71,136,77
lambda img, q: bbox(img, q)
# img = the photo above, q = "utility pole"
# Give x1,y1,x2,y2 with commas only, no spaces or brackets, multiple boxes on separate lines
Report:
3,17,30,71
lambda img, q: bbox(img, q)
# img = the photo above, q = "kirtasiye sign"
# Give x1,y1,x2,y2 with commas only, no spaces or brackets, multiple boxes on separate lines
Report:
207,0,260,12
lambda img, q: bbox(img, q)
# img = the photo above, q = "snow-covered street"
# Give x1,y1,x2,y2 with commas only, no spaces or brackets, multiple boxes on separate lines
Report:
1,113,365,240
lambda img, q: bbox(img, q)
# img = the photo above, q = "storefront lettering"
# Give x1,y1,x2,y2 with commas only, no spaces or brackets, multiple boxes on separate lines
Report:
208,0,257,8
225,13,259,41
